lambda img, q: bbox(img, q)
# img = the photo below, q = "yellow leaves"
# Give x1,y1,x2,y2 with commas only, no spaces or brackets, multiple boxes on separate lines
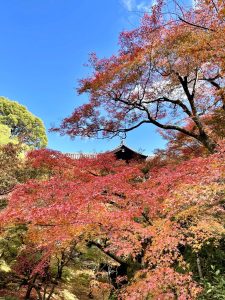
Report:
162,180,225,252
0,259,11,272
187,217,225,252
60,290,79,300
165,182,225,220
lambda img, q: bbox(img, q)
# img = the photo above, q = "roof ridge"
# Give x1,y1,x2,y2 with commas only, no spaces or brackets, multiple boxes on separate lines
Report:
110,144,147,157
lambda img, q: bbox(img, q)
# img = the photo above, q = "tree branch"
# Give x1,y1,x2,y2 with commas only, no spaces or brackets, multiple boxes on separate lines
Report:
88,240,127,266
178,16,215,32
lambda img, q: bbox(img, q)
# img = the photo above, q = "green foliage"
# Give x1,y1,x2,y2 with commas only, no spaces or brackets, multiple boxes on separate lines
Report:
182,240,225,282
81,246,110,266
199,266,225,299
0,144,23,195
0,225,27,265
0,197,8,210
0,97,47,148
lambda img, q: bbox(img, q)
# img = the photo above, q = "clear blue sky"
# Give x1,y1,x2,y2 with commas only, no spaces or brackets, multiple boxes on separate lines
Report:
0,0,170,155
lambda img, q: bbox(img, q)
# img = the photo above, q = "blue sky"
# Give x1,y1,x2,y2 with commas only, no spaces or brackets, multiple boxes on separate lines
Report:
0,0,169,155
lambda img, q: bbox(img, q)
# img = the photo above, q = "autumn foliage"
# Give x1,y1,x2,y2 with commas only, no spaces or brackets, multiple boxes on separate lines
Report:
1,0,225,299
0,140,224,299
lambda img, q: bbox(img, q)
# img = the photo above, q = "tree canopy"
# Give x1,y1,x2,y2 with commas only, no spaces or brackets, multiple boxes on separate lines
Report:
54,0,225,153
0,97,47,148
0,142,224,298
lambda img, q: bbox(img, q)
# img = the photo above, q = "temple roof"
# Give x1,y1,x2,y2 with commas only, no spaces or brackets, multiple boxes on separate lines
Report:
108,142,147,161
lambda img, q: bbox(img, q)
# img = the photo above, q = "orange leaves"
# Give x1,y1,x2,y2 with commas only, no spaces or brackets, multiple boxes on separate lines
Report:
144,220,184,267
1,142,225,298
121,267,201,300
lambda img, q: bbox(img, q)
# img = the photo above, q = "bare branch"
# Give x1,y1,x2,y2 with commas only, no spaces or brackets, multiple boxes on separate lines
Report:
178,16,215,32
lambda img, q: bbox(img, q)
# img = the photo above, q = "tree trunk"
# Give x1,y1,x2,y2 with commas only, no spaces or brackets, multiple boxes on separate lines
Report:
46,283,56,300
198,132,217,153
24,275,38,300
196,253,203,280
24,285,33,300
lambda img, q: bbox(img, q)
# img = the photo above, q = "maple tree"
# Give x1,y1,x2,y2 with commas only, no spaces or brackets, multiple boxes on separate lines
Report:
0,140,224,299
53,0,224,154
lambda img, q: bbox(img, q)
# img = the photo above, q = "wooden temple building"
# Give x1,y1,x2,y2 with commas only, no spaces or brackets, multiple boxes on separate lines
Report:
66,142,148,162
